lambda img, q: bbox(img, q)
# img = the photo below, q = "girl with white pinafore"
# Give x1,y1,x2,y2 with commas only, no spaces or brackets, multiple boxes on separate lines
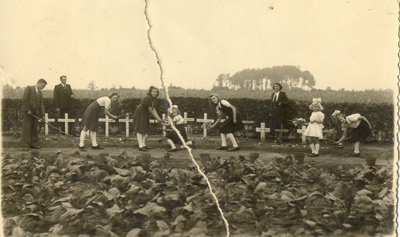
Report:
304,98,324,157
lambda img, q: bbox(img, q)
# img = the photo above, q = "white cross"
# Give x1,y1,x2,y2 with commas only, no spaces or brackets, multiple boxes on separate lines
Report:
242,120,255,136
242,120,255,129
297,124,330,144
57,113,75,135
196,113,214,138
297,125,307,144
99,115,115,137
275,128,289,133
183,112,195,133
149,119,159,124
44,113,55,135
183,112,195,123
118,113,133,137
256,123,270,141
162,113,166,137
150,114,166,136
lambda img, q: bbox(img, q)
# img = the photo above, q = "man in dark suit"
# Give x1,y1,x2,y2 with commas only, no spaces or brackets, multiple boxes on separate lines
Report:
53,75,76,135
270,82,289,143
21,79,47,151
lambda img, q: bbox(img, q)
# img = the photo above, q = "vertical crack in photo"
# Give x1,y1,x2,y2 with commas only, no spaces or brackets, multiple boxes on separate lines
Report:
143,1,230,236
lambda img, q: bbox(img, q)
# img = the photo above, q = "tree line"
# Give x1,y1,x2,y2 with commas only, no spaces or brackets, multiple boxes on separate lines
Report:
213,65,315,91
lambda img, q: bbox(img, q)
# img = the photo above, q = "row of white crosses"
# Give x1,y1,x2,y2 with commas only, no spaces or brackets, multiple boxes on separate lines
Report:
255,123,290,141
256,123,331,144
44,112,196,137
44,113,75,135
43,113,327,144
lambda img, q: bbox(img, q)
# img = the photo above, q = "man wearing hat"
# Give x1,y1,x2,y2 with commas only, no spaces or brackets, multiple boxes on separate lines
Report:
270,82,289,143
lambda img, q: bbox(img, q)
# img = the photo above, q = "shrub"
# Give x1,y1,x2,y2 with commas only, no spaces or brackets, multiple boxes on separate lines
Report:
1,98,394,142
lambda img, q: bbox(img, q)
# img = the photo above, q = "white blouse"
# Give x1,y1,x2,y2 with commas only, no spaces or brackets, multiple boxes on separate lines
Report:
217,99,231,109
342,113,361,129
96,97,112,110
310,111,324,123
172,114,185,125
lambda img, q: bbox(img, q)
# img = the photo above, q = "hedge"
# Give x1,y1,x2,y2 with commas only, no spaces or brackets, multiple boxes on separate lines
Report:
1,98,394,142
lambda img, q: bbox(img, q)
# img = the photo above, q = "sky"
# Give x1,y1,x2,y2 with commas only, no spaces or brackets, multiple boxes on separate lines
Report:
0,0,398,91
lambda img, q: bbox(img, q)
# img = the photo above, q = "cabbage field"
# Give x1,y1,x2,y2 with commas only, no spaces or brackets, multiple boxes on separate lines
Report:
2,147,394,236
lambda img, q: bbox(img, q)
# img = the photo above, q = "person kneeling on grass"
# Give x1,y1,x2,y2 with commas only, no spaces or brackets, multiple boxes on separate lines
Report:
208,93,244,152
165,105,194,152
333,110,372,157
303,98,324,157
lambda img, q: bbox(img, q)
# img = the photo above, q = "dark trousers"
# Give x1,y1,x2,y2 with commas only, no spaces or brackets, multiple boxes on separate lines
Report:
57,109,75,135
21,112,39,147
270,114,284,135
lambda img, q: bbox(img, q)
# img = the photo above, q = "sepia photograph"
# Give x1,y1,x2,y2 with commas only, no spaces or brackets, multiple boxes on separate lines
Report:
0,0,398,236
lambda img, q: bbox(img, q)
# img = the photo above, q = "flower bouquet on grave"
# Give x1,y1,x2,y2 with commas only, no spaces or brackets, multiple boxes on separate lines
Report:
201,122,213,130
291,118,307,128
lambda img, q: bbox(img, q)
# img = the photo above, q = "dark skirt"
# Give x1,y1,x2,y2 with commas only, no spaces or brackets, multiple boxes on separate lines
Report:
351,120,371,142
219,115,244,134
82,101,101,132
165,124,188,144
270,108,286,134
132,104,150,134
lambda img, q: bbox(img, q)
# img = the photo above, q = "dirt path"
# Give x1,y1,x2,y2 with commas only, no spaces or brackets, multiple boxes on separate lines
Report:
2,135,394,166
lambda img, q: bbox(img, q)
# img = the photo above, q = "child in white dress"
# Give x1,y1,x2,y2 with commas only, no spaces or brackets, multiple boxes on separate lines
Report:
304,98,324,157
